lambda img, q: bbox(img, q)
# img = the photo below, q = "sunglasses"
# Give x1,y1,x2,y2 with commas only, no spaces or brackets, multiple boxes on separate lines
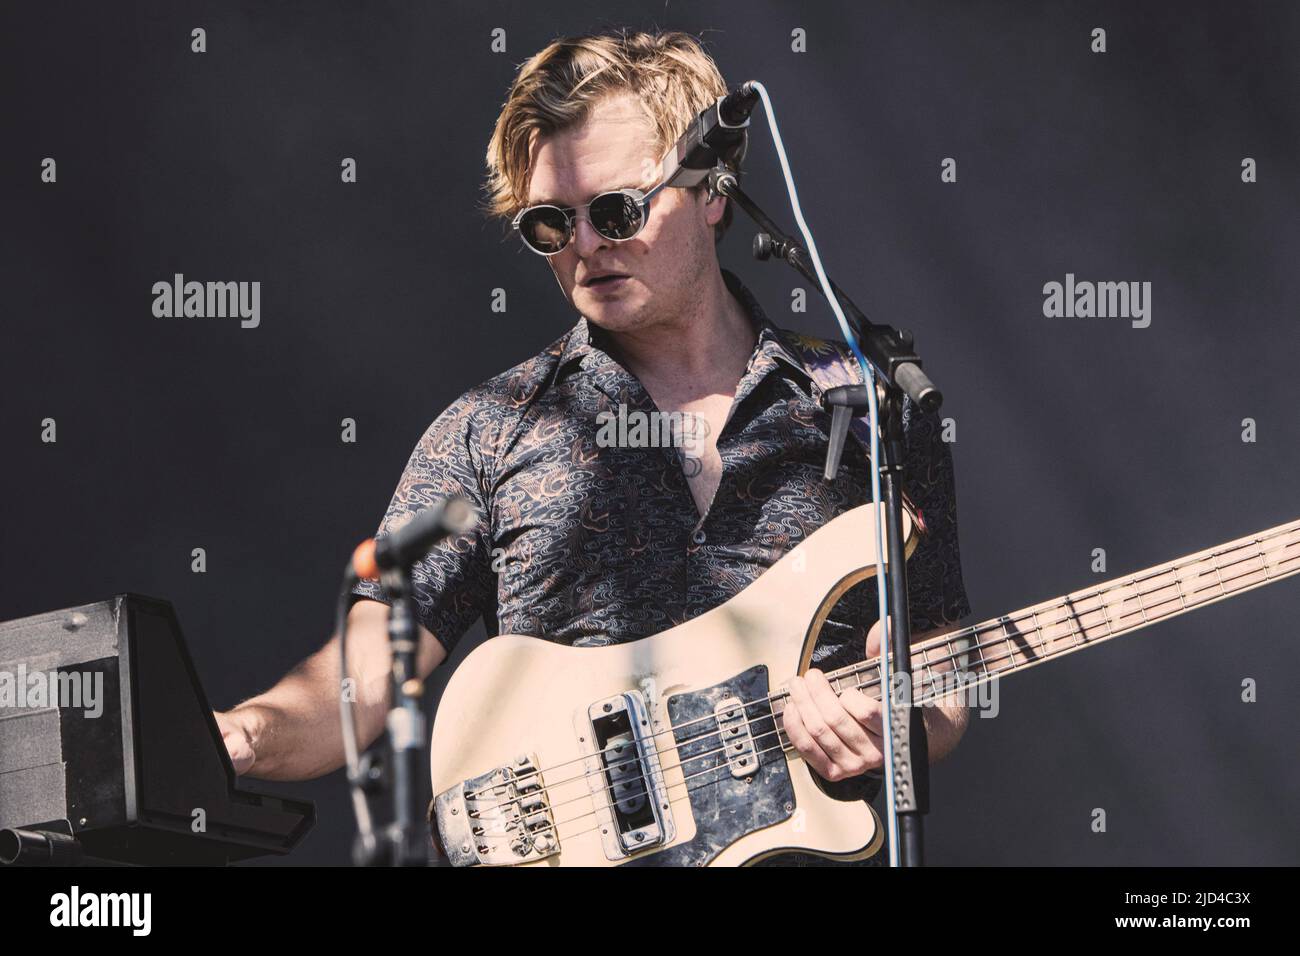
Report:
512,181,669,256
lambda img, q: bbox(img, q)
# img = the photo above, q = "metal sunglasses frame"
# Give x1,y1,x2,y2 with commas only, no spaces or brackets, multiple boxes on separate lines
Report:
511,180,670,256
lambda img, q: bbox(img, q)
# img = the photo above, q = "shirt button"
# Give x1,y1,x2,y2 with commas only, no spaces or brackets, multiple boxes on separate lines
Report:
691,529,707,545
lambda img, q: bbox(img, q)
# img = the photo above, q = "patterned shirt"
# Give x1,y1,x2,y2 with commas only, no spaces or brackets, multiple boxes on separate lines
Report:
350,268,970,865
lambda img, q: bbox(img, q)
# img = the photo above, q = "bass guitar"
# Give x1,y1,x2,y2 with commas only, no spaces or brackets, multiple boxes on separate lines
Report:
429,505,1299,866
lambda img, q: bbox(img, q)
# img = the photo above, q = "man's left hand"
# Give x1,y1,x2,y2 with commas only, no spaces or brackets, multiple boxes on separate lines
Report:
781,620,886,782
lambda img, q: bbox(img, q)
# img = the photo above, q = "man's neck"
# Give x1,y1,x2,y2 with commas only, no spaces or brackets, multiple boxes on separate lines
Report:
601,269,757,396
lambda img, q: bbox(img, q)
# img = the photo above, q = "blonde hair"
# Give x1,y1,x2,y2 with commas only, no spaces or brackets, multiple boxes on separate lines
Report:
483,29,735,243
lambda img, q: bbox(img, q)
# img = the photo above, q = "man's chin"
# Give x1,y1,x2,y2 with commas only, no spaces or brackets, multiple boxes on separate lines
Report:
577,288,647,331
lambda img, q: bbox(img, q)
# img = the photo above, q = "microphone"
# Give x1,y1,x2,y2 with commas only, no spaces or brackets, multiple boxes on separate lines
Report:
659,82,760,189
350,497,476,580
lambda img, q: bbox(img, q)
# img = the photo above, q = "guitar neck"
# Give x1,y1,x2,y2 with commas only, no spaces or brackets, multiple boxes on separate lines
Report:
826,517,1300,703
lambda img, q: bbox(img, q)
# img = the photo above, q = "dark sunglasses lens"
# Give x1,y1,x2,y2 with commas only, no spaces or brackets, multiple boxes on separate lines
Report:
519,207,571,254
589,192,644,240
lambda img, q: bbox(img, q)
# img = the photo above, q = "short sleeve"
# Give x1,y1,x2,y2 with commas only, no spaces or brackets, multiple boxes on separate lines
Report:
348,395,496,653
898,396,972,631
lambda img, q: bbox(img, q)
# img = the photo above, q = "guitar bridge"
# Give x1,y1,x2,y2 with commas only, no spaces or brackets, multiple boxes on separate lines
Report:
433,753,560,866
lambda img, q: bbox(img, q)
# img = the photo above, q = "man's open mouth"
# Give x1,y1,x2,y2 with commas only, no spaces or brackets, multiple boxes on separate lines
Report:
584,274,629,287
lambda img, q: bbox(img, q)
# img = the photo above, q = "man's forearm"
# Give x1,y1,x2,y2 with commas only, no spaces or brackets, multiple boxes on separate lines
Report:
923,695,970,762
218,600,446,782
225,634,391,781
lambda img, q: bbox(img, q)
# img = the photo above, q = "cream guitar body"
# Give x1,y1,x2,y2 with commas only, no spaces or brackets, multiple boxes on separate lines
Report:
430,503,909,867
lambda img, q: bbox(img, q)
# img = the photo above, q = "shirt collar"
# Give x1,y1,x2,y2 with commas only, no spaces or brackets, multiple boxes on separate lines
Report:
722,268,816,391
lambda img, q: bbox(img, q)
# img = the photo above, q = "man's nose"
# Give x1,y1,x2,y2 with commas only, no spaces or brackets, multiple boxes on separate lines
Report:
572,213,611,257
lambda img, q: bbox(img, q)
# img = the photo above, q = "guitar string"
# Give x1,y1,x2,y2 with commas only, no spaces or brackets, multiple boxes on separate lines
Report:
480,546,1258,853
473,535,1299,854
848,536,1300,696
474,545,1300,831
464,728,808,855
462,524,1299,801
460,529,1298,805
472,535,1300,818
461,530,1300,809
471,546,1300,850
461,543,1299,836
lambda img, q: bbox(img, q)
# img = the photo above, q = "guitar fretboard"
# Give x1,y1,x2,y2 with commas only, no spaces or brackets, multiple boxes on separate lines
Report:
777,518,1300,722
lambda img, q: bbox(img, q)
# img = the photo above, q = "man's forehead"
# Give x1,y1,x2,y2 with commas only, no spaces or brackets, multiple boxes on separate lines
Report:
526,100,662,204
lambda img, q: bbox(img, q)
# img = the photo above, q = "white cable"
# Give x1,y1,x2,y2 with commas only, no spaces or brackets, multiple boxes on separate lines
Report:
749,81,901,866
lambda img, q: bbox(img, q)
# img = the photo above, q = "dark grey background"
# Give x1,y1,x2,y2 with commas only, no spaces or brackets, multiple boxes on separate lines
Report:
2,1,1296,866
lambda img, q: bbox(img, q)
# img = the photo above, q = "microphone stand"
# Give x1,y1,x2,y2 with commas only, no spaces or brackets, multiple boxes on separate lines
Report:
379,565,431,867
343,499,471,866
713,168,938,866
346,564,428,867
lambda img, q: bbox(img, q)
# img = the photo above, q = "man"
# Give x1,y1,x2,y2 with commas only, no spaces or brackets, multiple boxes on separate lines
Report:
216,29,971,866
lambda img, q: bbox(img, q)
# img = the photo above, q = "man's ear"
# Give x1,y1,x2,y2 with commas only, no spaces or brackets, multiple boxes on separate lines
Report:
702,188,727,227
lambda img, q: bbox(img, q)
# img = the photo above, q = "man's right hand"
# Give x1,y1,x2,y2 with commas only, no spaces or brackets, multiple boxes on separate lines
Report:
216,710,257,775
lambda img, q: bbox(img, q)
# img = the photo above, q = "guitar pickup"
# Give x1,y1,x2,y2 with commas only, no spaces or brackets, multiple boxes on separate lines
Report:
580,690,675,860
715,696,758,779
